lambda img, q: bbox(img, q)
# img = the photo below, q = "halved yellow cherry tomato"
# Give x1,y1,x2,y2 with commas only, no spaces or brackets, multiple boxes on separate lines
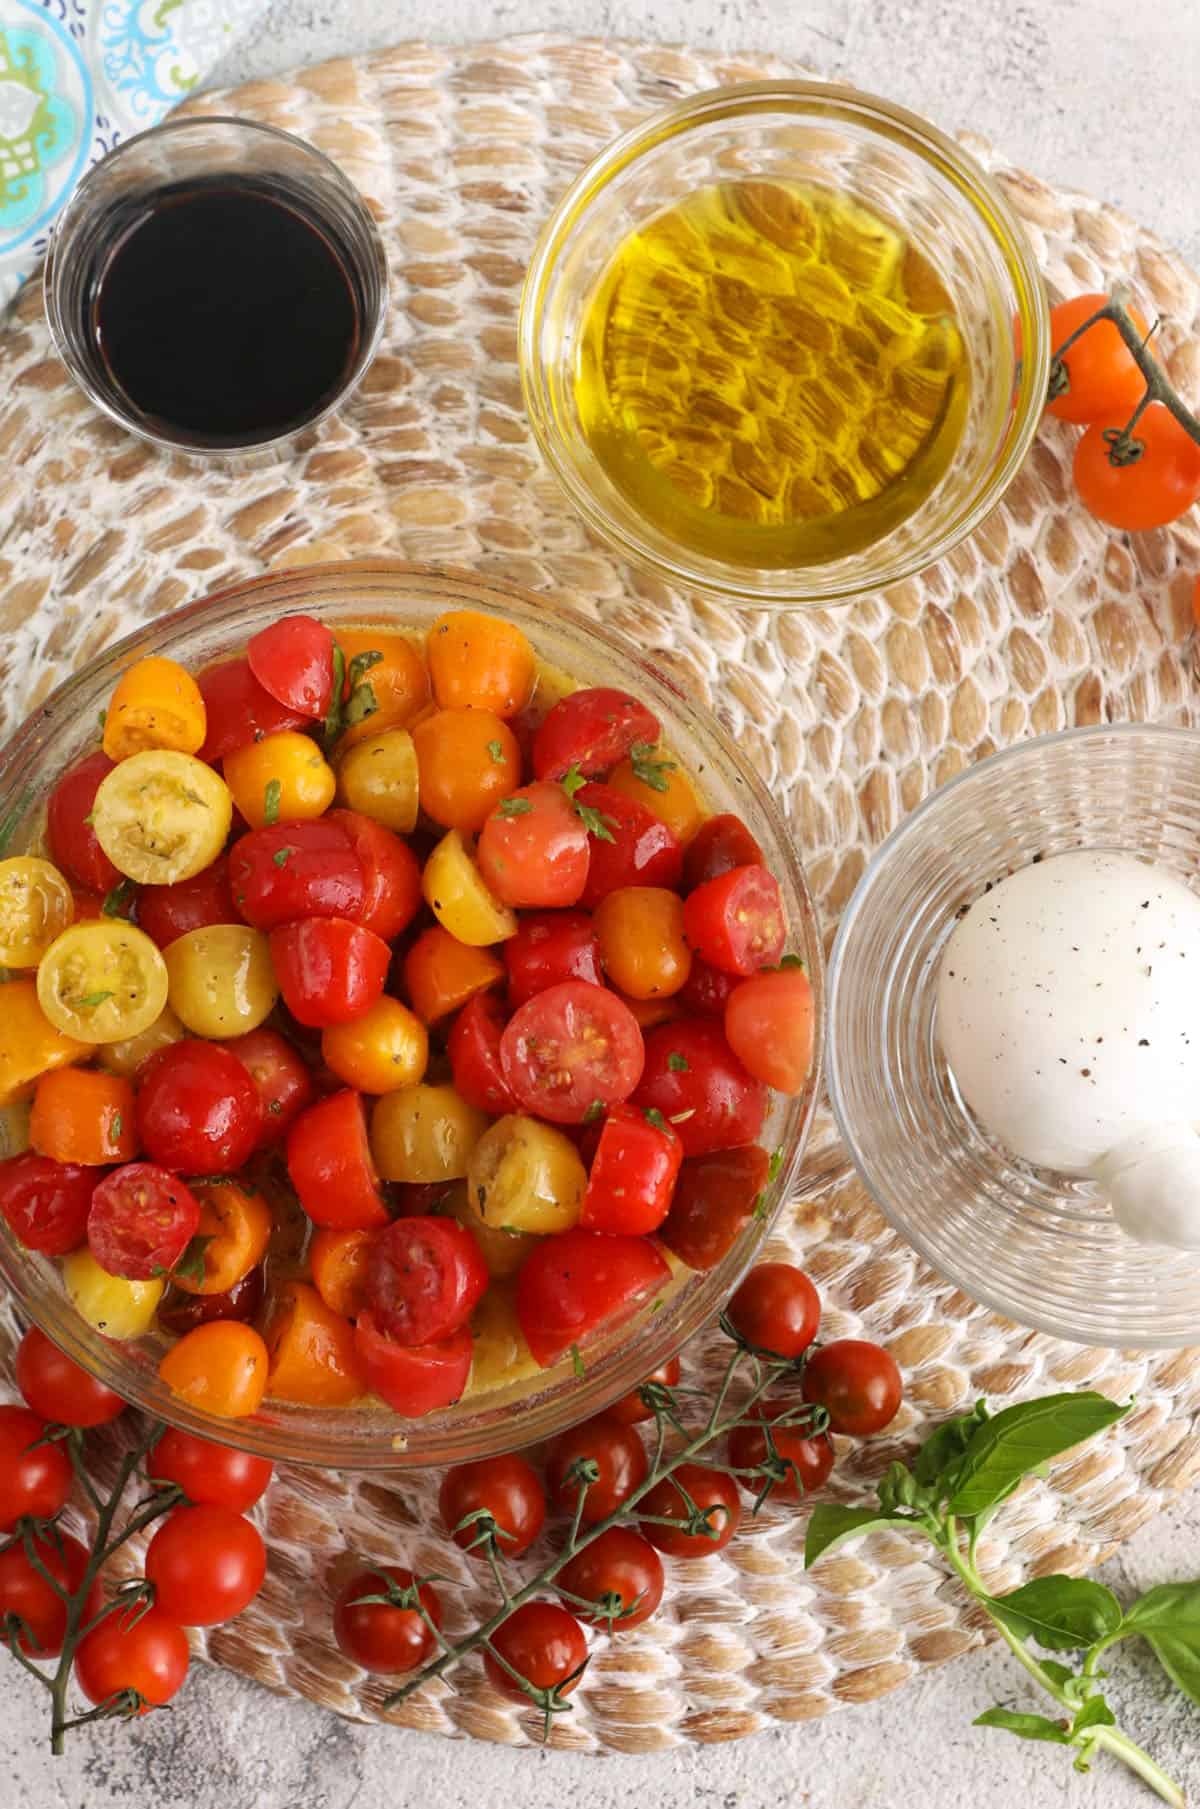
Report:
164,925,278,1038
427,610,536,718
224,731,335,829
0,858,74,968
92,750,232,885
607,749,705,847
468,1114,586,1235
445,1181,535,1278
335,729,419,833
422,830,517,947
466,1281,539,1397
0,978,88,1102
103,656,207,762
370,1083,488,1183
36,922,168,1044
63,1247,164,1340
98,1004,186,1079
321,996,429,1094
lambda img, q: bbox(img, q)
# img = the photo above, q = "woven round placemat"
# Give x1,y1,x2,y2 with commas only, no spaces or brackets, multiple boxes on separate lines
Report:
3,30,1200,1755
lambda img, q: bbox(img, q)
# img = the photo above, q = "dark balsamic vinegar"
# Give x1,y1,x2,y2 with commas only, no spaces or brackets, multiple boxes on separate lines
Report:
90,178,361,445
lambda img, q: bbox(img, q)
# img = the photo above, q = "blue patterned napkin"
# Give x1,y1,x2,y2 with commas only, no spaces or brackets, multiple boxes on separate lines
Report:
0,0,263,310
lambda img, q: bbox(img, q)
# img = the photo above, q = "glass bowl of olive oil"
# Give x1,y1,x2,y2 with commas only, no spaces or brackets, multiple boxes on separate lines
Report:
520,82,1049,609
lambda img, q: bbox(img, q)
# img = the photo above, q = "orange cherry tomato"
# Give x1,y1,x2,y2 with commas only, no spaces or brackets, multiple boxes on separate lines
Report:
1046,293,1150,425
606,751,705,847
172,1182,273,1297
427,610,536,718
336,629,429,752
29,1068,137,1166
402,926,505,1025
264,1280,366,1405
103,656,207,762
158,1321,269,1419
1073,402,1200,531
223,731,336,829
724,967,815,1094
310,1226,377,1319
594,886,692,999
411,710,520,833
321,996,429,1094
0,979,88,1105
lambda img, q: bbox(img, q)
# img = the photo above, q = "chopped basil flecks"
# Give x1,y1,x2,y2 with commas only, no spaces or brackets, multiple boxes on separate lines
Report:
628,741,676,793
667,1052,689,1073
263,779,282,826
498,797,533,818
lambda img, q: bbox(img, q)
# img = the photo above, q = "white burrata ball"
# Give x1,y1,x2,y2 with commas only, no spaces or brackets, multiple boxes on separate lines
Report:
936,850,1200,1180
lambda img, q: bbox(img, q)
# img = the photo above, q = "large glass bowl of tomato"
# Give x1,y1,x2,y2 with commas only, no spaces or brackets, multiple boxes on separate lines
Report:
0,561,823,1468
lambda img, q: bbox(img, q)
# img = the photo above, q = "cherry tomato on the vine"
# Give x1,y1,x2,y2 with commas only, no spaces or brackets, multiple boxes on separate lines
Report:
1045,292,1150,425
545,1414,648,1524
802,1339,903,1436
333,1566,442,1674
16,1326,126,1427
556,1527,664,1631
726,1405,835,1501
726,1262,821,1359
440,1454,546,1558
483,1601,589,1703
74,1604,190,1711
0,1405,72,1531
607,1356,682,1424
149,1428,273,1511
0,1531,98,1657
1073,402,1200,531
145,1502,266,1627
638,1463,740,1558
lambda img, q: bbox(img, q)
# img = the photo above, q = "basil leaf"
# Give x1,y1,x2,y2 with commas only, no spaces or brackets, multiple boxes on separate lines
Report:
913,1400,991,1487
1040,1660,1075,1688
1122,1583,1200,1705
987,1577,1123,1651
944,1393,1130,1520
804,1506,908,1567
974,1708,1072,1746
1071,1695,1116,1735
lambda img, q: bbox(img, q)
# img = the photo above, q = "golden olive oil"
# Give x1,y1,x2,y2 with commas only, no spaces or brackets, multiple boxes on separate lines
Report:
575,180,969,568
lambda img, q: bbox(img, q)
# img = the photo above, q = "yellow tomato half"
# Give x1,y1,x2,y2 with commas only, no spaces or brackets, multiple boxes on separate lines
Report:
92,751,232,885
36,921,169,1044
0,858,74,968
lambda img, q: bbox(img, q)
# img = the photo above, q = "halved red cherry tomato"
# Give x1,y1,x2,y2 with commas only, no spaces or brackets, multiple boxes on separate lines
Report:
334,1565,442,1673
46,752,120,893
577,783,683,908
287,1089,388,1229
557,1527,664,1630
546,1414,648,1524
440,1453,546,1558
157,1265,264,1335
501,981,645,1125
247,613,337,719
355,1310,473,1416
677,955,739,1018
532,687,660,781
87,1163,201,1280
634,1020,766,1157
484,1601,588,1702
638,1463,740,1557
504,910,602,1008
447,992,519,1116
228,821,364,929
725,967,814,1094
136,1040,261,1175
138,854,238,948
269,917,390,1028
727,1404,835,1501
802,1339,903,1436
658,1144,771,1271
477,782,590,910
149,1427,273,1510
682,865,786,977
145,1502,266,1626
727,1262,820,1358
220,1026,315,1145
0,1530,98,1657
74,1603,189,1710
197,658,307,762
579,1103,681,1236
516,1226,669,1367
327,809,422,944
607,1356,682,1424
365,1216,488,1346
16,1326,126,1426
0,1406,72,1530
682,813,765,892
0,1152,95,1254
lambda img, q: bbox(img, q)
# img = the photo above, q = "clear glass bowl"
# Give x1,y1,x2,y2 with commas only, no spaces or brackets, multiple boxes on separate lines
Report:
827,726,1200,1349
0,561,824,1466
519,81,1049,610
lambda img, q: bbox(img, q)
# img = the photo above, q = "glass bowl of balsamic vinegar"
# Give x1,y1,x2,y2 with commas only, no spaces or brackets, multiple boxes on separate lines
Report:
44,117,388,458
520,82,1049,608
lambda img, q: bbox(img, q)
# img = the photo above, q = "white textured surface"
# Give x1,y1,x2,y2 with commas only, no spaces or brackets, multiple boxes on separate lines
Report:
8,1,1200,1804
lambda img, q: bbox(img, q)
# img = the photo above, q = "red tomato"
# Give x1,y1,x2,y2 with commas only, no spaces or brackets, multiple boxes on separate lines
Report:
0,1152,95,1255
0,1406,72,1530
149,1428,273,1510
577,783,683,908
725,967,814,1095
516,1227,669,1367
334,1566,442,1674
727,1263,820,1358
88,1164,201,1281
197,658,308,762
803,1340,903,1436
16,1326,126,1427
477,781,590,910
556,1527,664,1630
74,1604,189,1711
484,1601,589,1702
365,1216,488,1346
220,1026,315,1146
138,854,238,948
0,1530,98,1657
579,1103,681,1236
607,1356,682,1424
658,1144,771,1271
327,810,423,943
145,1502,266,1627
157,1265,265,1336
228,821,365,929
682,813,765,891
683,865,786,977
504,910,603,1008
247,613,337,718
270,917,390,1028
287,1090,388,1229
439,1454,546,1558
355,1311,473,1416
447,993,519,1116
532,687,660,781
677,955,739,1018
136,1040,262,1175
634,1020,766,1157
639,1463,740,1557
545,1414,648,1524
727,1406,835,1501
46,751,120,893
501,981,645,1125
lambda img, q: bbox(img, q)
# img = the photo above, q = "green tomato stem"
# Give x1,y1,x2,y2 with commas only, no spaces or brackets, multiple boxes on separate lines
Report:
1049,293,1200,460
